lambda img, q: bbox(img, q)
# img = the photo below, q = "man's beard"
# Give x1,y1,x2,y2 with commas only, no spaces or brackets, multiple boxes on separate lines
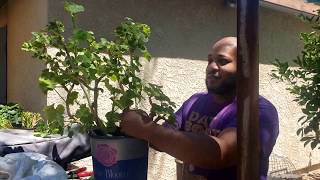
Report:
206,76,236,96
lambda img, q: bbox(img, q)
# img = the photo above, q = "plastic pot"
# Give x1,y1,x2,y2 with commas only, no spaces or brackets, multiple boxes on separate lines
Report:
90,134,148,180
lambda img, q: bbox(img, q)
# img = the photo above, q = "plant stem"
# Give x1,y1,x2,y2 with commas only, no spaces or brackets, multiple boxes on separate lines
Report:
54,89,67,104
71,15,77,29
93,79,102,127
59,84,76,121
91,75,107,128
119,82,125,93
148,96,156,119
77,77,103,92
65,84,76,120
79,83,93,112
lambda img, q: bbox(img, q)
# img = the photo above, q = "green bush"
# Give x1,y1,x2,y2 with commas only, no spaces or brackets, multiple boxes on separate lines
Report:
0,116,12,129
271,10,320,150
0,103,23,128
0,103,42,129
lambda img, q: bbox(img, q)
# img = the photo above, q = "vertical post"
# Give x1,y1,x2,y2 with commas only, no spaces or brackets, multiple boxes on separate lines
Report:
0,26,7,104
237,0,260,180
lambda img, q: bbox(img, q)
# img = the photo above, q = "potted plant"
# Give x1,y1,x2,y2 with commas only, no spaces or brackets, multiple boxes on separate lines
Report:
21,1,176,179
271,10,320,150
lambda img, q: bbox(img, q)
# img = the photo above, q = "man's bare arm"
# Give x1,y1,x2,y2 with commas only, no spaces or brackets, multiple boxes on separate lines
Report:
120,111,237,169
148,123,237,169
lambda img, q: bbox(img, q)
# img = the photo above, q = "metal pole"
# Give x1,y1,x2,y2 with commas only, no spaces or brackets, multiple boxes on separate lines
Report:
237,0,260,180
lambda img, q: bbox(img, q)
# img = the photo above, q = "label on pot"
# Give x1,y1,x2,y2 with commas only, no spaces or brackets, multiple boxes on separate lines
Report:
95,144,118,167
92,155,148,180
91,138,148,180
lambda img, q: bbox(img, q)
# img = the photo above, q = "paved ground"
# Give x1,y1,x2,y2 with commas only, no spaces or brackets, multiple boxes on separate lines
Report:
70,156,320,180
302,169,320,180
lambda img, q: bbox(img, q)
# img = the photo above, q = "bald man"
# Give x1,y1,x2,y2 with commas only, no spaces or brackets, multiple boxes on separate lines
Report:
120,37,279,180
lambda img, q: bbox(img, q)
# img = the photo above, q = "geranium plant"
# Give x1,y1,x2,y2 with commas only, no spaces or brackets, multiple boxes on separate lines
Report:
21,1,176,137
271,10,320,149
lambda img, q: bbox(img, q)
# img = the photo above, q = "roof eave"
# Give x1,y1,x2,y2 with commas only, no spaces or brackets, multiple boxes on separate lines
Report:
260,1,316,16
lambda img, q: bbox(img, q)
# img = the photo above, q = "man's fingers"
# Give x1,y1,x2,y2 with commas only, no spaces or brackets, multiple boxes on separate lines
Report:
206,129,221,136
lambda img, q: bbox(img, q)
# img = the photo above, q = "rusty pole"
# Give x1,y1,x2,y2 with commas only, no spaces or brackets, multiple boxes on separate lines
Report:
237,0,260,180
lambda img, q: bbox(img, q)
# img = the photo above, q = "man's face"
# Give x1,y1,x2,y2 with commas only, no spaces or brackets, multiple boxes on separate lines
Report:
205,39,237,95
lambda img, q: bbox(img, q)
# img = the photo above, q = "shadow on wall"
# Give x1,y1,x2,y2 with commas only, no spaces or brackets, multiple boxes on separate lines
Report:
49,0,235,61
49,0,310,65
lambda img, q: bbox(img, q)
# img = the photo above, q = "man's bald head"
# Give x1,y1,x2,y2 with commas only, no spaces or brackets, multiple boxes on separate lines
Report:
212,37,237,51
206,37,237,96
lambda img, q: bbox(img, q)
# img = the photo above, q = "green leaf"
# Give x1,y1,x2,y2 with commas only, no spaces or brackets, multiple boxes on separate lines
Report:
105,111,121,133
67,91,79,105
75,104,93,129
143,51,151,61
298,116,306,122
110,74,118,81
297,128,303,136
44,104,64,121
304,139,312,147
142,24,151,36
72,29,89,41
301,136,313,141
39,77,57,93
311,140,318,149
43,104,65,135
64,1,84,15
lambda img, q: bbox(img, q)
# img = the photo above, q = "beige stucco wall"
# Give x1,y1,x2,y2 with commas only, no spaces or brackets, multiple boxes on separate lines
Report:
47,0,320,178
7,0,47,112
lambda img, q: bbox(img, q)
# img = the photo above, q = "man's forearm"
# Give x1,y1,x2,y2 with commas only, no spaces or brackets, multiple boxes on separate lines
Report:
147,123,223,169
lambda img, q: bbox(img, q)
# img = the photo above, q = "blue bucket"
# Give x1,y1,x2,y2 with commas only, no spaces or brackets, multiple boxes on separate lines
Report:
90,135,148,180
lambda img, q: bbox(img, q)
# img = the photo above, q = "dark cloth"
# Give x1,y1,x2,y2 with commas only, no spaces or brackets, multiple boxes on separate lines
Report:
0,129,91,169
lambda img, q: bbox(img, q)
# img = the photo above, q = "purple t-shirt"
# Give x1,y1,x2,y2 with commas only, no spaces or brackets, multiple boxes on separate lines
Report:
169,92,279,180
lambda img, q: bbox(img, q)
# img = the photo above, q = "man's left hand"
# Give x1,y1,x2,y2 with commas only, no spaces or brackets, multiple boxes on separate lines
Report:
120,110,155,141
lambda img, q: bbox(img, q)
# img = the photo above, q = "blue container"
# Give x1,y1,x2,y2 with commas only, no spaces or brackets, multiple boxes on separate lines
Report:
90,135,148,180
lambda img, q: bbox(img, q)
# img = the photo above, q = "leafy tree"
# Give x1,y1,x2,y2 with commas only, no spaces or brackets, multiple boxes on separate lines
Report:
271,10,320,149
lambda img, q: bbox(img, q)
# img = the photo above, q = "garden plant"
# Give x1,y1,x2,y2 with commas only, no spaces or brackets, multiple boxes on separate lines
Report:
272,10,320,150
21,1,176,137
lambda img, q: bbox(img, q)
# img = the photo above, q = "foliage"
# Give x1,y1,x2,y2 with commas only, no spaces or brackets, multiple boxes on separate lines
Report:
0,103,41,129
0,103,43,129
271,11,320,150
21,1,176,137
0,103,23,128
21,111,42,129
0,116,12,129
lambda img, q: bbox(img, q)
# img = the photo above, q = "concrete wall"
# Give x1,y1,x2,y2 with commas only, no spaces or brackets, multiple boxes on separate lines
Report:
46,0,318,178
7,0,47,112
